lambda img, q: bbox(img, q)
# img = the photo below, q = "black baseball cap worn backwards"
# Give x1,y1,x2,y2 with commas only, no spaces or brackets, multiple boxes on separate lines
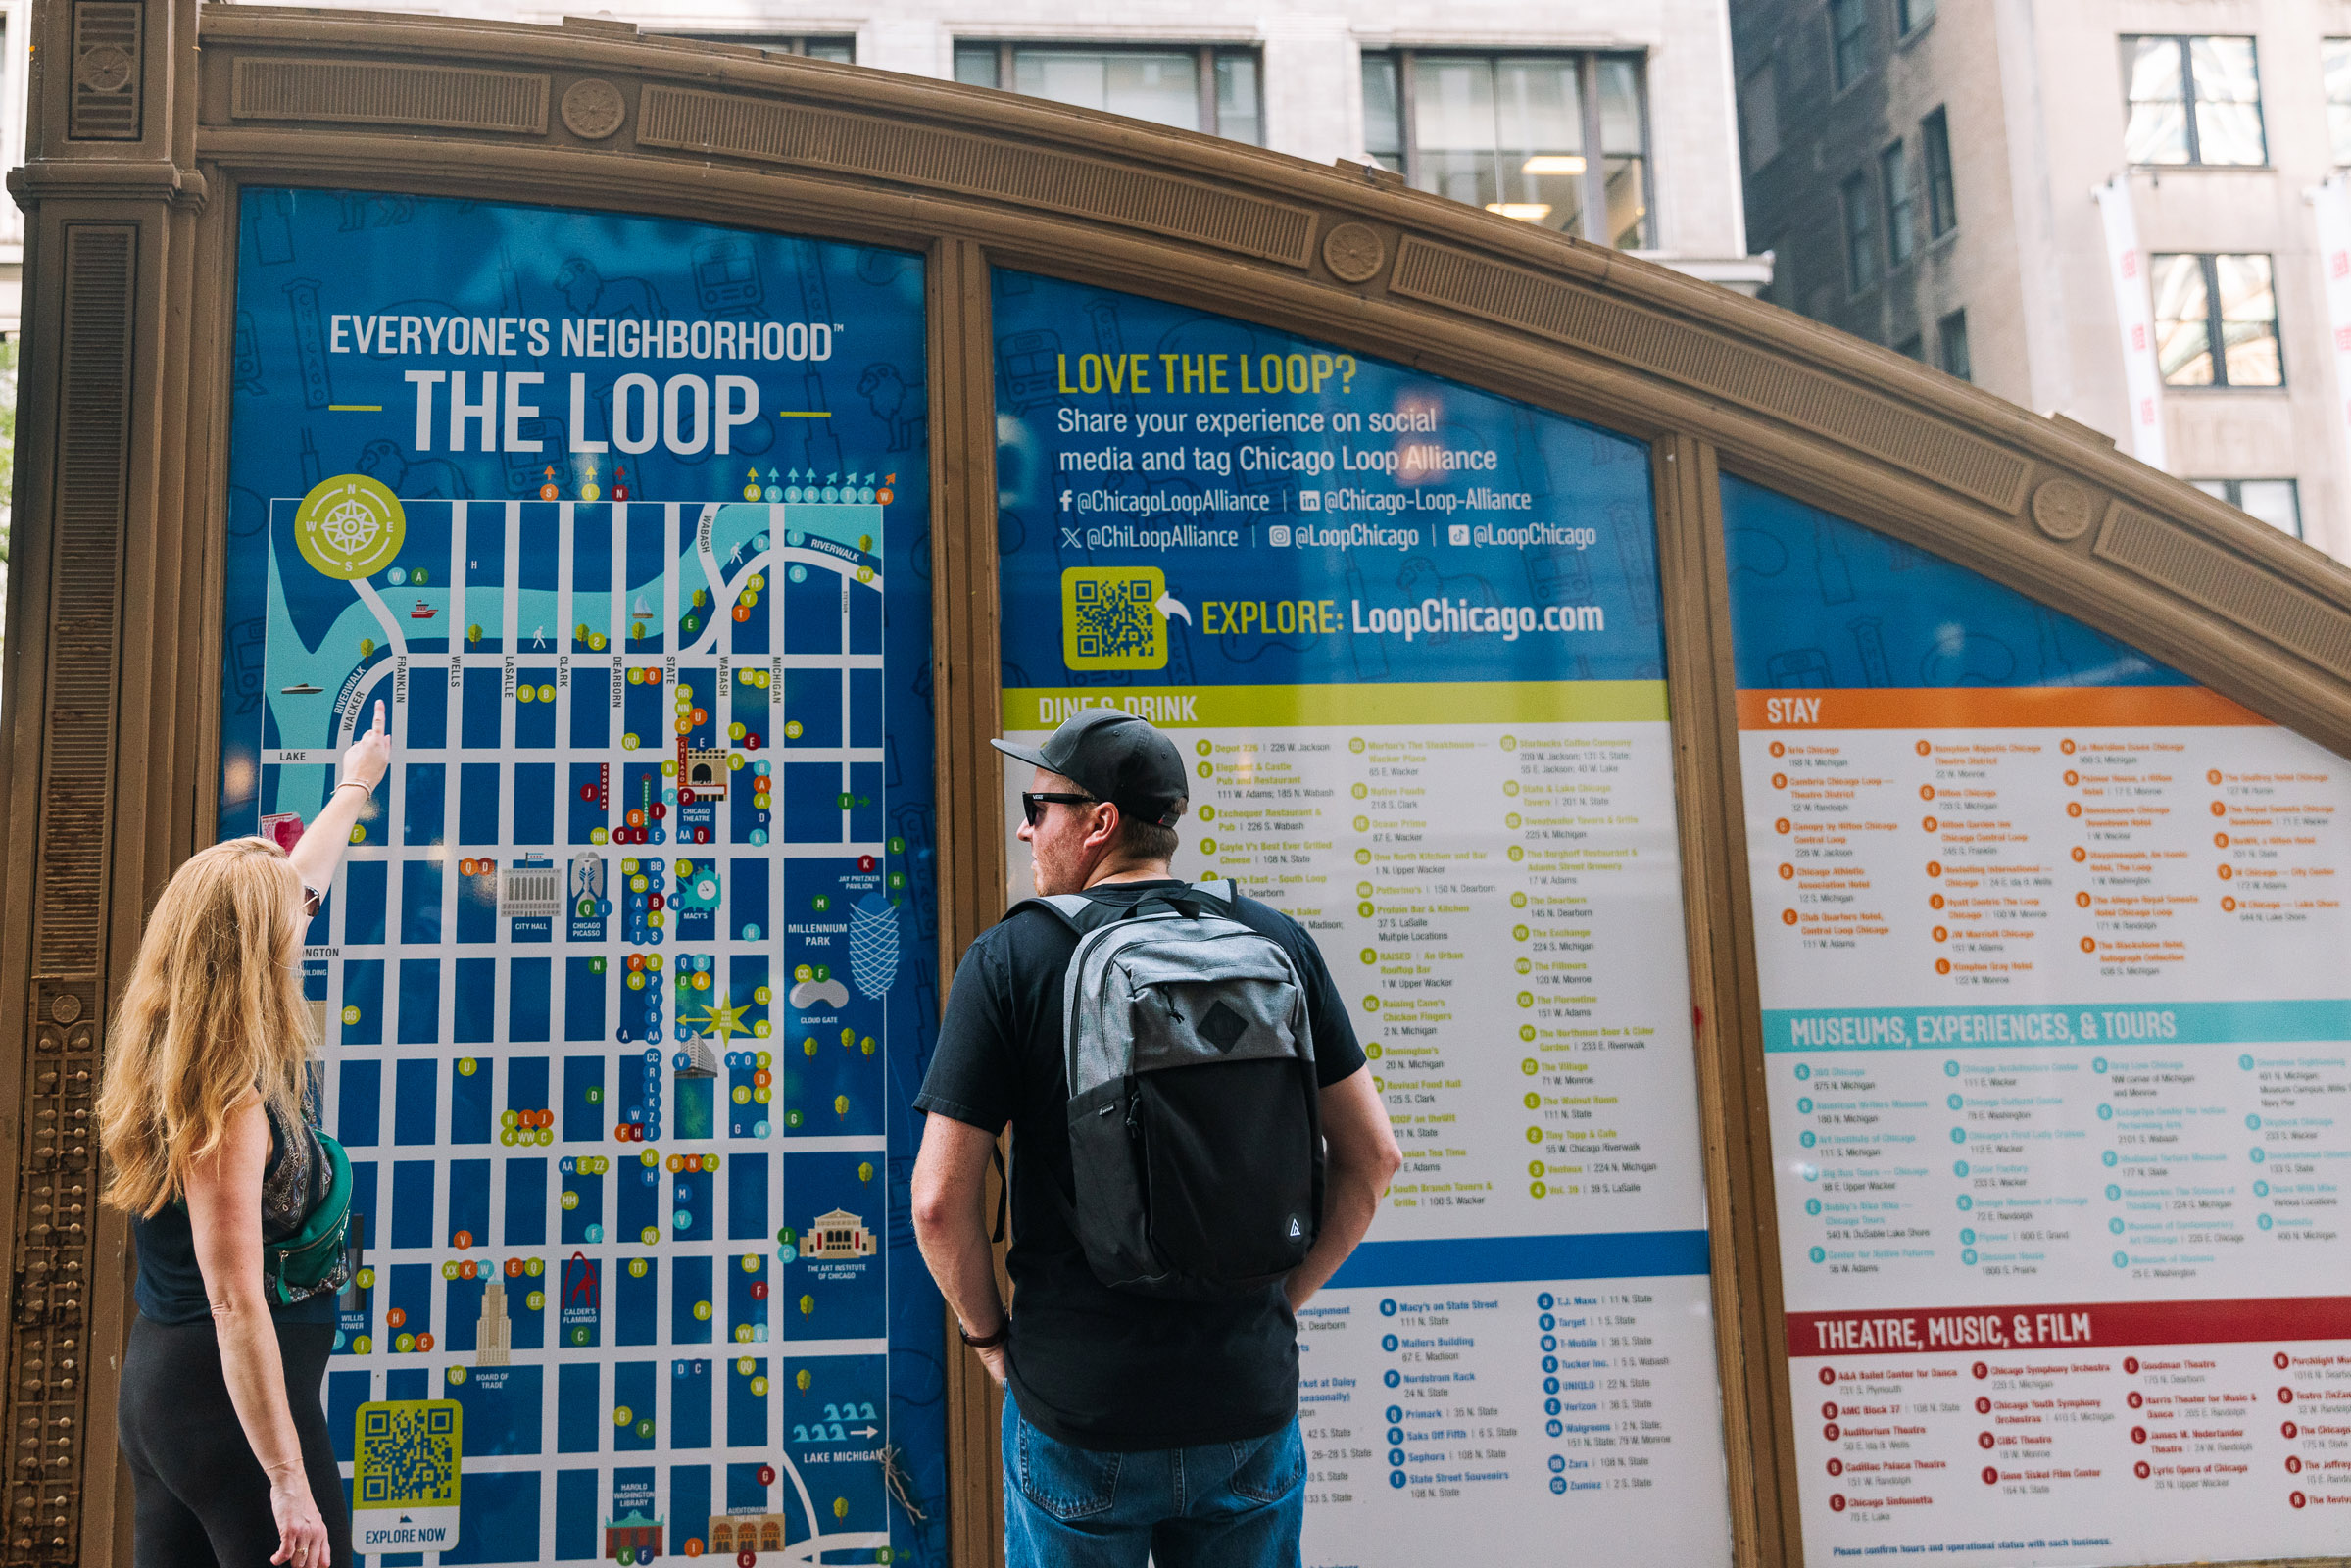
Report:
991,710,1190,828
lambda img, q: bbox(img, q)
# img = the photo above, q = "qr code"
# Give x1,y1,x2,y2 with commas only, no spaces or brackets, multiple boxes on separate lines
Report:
355,1399,461,1509
1073,576,1157,662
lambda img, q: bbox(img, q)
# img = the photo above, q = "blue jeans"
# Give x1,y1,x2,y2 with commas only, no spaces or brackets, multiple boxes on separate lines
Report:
1001,1395,1305,1568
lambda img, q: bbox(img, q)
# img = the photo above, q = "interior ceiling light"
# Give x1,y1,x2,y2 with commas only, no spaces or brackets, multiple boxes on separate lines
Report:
1521,155,1587,173
1486,203,1553,220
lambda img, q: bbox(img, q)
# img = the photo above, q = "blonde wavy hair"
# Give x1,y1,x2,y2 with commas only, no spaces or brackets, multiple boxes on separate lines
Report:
98,837,316,1217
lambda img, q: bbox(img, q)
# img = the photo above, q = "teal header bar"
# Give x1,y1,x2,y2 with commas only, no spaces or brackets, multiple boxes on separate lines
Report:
1761,1001,2351,1053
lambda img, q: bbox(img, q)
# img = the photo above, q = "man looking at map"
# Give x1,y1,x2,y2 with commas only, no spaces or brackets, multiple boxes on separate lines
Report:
911,710,1401,1567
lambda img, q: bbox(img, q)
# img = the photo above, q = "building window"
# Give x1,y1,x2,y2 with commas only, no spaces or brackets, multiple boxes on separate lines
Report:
2192,478,2302,537
1898,0,1935,35
1357,51,1653,248
1895,334,1925,361
1921,108,1957,236
2121,36,2266,166
1937,309,1971,380
1363,52,1405,171
952,43,1264,144
2326,40,2351,165
2150,253,2281,387
1881,141,1916,267
662,32,854,62
1828,0,1871,91
1840,169,1879,293
1739,59,1781,173
1215,54,1262,146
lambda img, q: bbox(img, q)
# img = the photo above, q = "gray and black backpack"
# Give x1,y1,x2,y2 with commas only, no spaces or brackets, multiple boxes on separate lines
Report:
1017,879,1324,1299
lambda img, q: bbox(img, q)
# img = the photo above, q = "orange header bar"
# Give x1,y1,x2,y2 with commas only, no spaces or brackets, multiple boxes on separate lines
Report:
1735,685,2268,731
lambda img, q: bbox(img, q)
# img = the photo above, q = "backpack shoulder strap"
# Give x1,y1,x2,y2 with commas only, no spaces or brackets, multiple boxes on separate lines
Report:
1011,885,1231,931
1120,879,1240,921
1004,893,1115,933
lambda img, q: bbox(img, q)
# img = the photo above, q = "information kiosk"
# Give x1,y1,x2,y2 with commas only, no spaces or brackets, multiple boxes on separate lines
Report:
5,8,2350,1568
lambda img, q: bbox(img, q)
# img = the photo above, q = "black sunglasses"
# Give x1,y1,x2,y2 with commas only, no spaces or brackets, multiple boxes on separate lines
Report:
1021,791,1097,827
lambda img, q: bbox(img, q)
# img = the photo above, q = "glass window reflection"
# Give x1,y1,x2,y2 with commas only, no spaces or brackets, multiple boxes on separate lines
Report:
2324,39,2351,164
2151,253,2214,385
1595,58,1651,249
1363,53,1404,172
2121,35,2265,166
2188,37,2265,165
2192,478,2303,538
1413,57,1503,214
1215,54,1260,147
2153,253,2280,388
1881,141,1915,268
1015,49,1201,132
2213,253,2280,385
1365,50,1651,248
2123,37,2189,164
1413,56,1586,233
1840,170,1878,293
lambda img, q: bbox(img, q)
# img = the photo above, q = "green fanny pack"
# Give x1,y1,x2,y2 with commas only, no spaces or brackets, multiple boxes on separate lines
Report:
265,1128,354,1307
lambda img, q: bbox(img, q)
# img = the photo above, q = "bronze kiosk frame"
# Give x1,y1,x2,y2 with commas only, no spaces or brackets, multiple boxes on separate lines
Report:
7,5,2351,1566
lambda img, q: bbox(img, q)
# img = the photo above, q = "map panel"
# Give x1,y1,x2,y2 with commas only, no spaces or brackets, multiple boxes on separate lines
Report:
991,269,1737,1568
220,190,942,1566
1727,478,2351,1567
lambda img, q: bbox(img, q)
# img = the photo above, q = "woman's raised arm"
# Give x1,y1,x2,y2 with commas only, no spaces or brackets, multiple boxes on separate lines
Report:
288,701,393,902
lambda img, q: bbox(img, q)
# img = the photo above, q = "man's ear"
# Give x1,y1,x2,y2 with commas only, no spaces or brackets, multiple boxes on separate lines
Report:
1086,801,1123,855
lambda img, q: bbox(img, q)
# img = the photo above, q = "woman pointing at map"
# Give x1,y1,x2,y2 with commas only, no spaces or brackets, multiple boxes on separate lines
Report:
100,703,391,1568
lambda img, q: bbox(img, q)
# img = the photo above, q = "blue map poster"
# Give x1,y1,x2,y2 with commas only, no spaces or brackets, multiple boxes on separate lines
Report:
217,189,944,1566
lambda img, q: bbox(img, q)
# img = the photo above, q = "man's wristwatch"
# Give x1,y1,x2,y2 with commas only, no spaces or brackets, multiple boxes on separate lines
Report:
957,1317,1008,1350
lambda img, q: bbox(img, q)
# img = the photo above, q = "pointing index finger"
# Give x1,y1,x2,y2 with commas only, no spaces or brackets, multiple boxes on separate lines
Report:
372,700,388,738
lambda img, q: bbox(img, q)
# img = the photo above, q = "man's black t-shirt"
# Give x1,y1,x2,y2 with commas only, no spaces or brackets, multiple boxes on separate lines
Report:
913,879,1365,1452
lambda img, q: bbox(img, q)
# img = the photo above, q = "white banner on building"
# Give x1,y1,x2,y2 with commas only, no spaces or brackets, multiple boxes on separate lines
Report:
2094,174,2167,467
2310,174,2351,494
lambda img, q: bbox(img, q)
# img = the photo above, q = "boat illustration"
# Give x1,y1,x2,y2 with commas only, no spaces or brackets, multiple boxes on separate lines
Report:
411,600,438,619
278,682,323,695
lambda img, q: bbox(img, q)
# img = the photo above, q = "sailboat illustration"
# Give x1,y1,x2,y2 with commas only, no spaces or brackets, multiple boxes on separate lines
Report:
632,595,655,617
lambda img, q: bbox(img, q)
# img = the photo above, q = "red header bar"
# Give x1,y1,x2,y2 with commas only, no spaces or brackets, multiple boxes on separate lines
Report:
1787,1297,2351,1358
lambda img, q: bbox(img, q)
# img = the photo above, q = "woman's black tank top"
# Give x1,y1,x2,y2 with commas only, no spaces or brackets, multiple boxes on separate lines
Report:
132,1099,337,1326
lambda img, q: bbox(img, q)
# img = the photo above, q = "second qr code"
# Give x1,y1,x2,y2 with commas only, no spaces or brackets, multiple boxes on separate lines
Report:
1061,566,1168,670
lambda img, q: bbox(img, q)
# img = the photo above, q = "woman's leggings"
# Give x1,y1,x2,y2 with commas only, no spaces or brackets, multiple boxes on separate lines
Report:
119,1314,350,1568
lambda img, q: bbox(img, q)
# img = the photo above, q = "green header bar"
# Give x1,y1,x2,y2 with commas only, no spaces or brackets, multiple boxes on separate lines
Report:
1000,681,1669,729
